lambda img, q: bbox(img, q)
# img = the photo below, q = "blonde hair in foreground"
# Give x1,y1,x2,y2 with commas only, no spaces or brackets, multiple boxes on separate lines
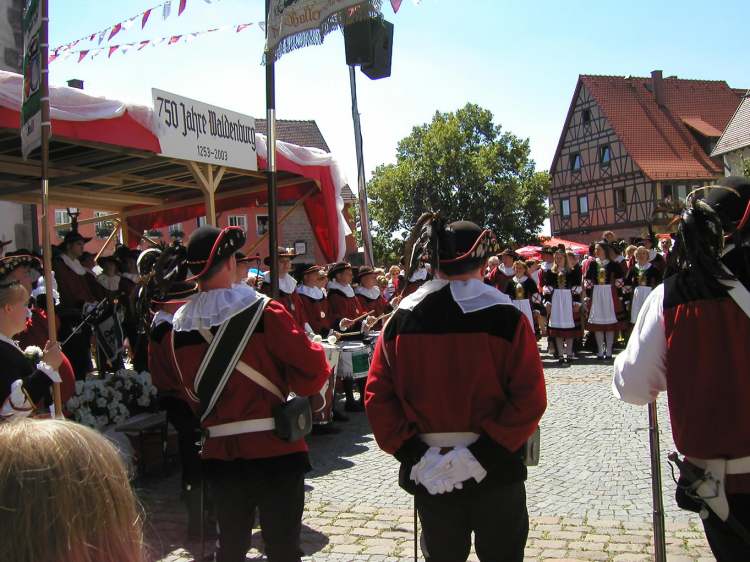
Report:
0,418,144,562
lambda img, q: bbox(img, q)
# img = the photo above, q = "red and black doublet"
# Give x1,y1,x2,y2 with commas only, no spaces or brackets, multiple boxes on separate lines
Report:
260,282,306,329
484,265,514,293
542,266,583,338
327,286,366,332
355,288,391,330
366,280,546,483
296,287,331,335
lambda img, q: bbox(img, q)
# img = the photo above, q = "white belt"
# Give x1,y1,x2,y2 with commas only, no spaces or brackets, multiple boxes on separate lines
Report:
205,418,275,438
688,455,750,475
419,432,479,448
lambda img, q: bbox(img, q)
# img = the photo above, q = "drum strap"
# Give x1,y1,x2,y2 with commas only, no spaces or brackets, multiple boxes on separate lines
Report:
193,296,268,422
721,264,750,320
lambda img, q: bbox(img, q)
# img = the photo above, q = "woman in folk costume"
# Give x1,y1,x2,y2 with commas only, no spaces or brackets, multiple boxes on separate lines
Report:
543,249,583,364
296,265,331,335
260,247,305,329
584,240,626,360
96,255,121,295
504,260,540,335
623,246,663,326
355,266,393,331
0,279,64,420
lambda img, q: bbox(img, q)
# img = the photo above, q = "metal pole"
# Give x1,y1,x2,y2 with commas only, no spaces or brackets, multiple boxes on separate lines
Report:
648,401,667,562
265,0,279,298
349,66,374,266
39,0,62,418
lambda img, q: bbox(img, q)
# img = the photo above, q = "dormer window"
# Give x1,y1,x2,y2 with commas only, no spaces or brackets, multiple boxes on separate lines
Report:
569,153,582,172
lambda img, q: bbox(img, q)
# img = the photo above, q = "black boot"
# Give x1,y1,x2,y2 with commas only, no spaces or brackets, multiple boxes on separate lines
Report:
343,378,364,412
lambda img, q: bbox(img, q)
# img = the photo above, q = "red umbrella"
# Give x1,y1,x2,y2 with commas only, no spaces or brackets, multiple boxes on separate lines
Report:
516,245,542,259
541,237,588,255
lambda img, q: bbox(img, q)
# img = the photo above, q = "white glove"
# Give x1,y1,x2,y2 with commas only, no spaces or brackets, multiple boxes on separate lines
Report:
584,279,593,290
448,446,488,484
542,286,553,295
410,448,458,495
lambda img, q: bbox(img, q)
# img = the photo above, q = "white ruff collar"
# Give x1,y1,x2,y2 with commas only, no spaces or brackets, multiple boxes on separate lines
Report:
61,253,87,276
512,275,528,284
121,272,140,284
400,278,511,314
97,274,120,291
409,268,428,282
173,283,261,332
297,284,324,300
328,279,354,298
263,271,297,294
597,258,610,267
151,310,173,328
0,332,21,351
499,265,515,276
635,262,652,272
541,262,552,271
356,285,381,300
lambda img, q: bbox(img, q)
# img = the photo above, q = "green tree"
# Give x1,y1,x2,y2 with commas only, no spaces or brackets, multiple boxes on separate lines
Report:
367,103,550,258
742,156,750,178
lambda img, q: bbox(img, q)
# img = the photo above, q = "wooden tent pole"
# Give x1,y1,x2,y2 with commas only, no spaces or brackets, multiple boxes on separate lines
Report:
93,221,121,262
38,0,62,417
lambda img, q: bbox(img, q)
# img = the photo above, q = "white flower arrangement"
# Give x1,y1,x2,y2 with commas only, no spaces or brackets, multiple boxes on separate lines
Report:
66,369,158,430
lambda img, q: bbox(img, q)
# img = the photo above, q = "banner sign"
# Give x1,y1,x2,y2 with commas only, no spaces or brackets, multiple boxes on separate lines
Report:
265,0,381,63
152,88,257,171
21,0,44,159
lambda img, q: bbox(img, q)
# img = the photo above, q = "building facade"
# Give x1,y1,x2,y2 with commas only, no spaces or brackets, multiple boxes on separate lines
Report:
712,91,750,176
549,72,744,243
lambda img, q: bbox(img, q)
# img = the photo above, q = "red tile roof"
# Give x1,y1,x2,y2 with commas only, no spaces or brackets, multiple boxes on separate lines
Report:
554,75,744,181
255,119,331,152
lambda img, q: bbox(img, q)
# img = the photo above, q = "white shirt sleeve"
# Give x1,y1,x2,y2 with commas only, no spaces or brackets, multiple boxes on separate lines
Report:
612,284,668,405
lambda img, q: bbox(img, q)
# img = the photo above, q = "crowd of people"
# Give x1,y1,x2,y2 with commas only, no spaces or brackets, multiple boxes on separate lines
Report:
0,176,748,562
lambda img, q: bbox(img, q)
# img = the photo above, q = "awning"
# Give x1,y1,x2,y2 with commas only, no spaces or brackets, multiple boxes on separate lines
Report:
0,70,349,262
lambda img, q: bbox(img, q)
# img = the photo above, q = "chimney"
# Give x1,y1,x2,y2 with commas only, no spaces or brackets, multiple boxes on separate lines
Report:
651,70,665,107
66,78,83,89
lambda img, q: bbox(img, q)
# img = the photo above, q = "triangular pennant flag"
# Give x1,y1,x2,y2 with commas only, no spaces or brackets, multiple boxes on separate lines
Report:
89,33,95,41
178,0,187,16
108,23,122,40
390,0,402,12
258,21,266,31
203,0,213,3
48,52,58,63
236,23,252,33
138,40,151,50
163,0,172,19
168,35,182,45
108,45,119,57
71,39,80,47
98,29,108,45
78,49,90,62
142,8,152,28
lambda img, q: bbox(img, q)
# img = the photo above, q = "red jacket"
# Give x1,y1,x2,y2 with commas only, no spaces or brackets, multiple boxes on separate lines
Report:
365,281,547,484
172,299,329,461
53,257,105,311
148,317,185,398
260,283,306,329
327,288,365,331
297,291,331,334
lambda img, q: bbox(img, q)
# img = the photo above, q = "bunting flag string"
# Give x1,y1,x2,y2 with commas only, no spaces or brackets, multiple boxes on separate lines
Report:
50,21,253,64
50,0,223,56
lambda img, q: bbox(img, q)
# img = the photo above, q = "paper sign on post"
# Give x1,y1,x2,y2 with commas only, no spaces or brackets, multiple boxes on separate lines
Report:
152,88,258,171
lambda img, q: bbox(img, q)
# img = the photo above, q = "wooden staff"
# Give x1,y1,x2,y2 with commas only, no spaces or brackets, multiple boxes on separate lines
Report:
38,0,62,418
93,220,121,262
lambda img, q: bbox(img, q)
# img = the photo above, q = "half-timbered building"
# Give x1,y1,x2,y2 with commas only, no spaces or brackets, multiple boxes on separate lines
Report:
549,71,744,243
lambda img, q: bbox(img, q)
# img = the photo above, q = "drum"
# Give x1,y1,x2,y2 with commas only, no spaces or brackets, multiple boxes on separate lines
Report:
311,343,341,425
336,342,372,381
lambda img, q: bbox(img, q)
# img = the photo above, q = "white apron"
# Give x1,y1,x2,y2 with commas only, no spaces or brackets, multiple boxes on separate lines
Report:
630,285,652,324
549,289,574,329
512,299,534,332
588,284,618,325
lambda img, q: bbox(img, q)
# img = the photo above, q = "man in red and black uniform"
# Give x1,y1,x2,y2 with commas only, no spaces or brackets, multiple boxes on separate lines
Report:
614,176,750,561
260,247,306,329
296,265,331,335
484,248,517,293
366,220,547,562
53,229,105,378
171,225,329,562
355,266,392,330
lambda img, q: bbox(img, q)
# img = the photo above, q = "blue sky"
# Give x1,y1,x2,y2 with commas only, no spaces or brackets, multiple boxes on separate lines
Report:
50,0,749,195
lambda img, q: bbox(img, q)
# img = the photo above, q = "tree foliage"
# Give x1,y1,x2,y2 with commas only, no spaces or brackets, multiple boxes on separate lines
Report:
742,156,750,178
367,103,550,264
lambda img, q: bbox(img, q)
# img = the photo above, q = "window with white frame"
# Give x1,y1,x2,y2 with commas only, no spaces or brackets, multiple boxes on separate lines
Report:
197,216,207,227
256,215,269,236
55,208,77,239
578,195,588,215
561,198,571,218
94,211,115,239
228,215,248,232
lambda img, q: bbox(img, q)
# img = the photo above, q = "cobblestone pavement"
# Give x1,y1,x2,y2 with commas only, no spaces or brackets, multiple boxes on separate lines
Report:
144,342,713,561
